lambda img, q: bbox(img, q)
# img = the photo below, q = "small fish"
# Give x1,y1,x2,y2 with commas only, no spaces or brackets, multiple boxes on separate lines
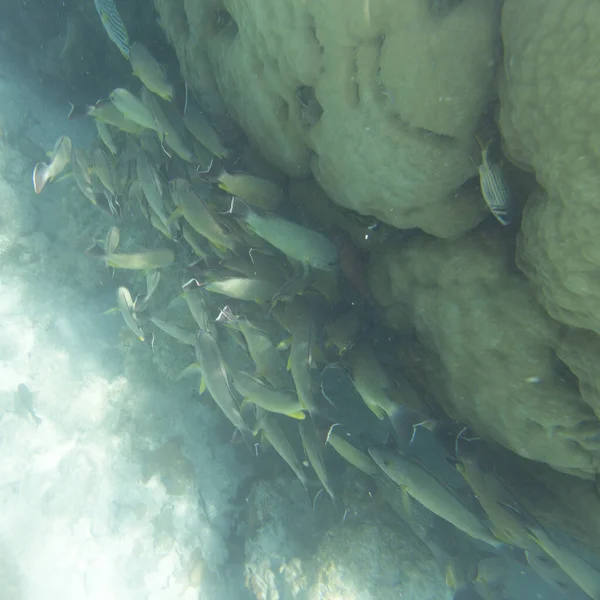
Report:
133,270,160,313
149,316,196,345
105,225,120,254
16,384,41,425
69,100,144,134
130,42,173,101
203,277,280,303
92,147,118,198
526,547,583,596
255,413,308,489
226,197,339,271
325,427,379,476
116,286,144,340
71,148,98,205
233,370,305,420
96,121,118,155
182,286,215,335
106,248,175,270
528,526,600,600
33,135,72,193
369,447,501,548
181,223,212,261
136,152,171,230
110,88,159,132
476,139,512,226
169,179,236,252
194,328,249,433
205,162,284,210
183,103,229,158
298,420,335,501
94,0,130,59
325,310,360,356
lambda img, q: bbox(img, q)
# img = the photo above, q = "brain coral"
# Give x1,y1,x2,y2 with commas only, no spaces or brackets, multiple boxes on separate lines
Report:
154,0,500,237
499,0,600,333
369,231,600,478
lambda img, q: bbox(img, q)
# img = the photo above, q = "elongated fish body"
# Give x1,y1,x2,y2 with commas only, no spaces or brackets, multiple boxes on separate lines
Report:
218,169,284,210
183,104,229,158
183,287,215,335
110,88,159,132
236,318,290,388
170,179,236,251
33,135,72,194
136,152,170,228
529,526,600,600
477,141,512,226
229,199,338,271
130,43,173,101
194,329,248,432
258,414,307,489
233,371,304,419
94,0,130,59
369,447,500,548
326,429,379,476
92,147,117,197
149,317,196,345
203,278,279,303
298,420,334,500
96,121,118,155
117,286,144,340
105,248,175,270
70,100,143,134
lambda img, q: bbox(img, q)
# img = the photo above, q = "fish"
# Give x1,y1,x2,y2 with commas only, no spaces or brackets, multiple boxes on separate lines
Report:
183,104,229,158
130,42,173,101
233,370,305,420
325,427,379,476
226,197,339,271
203,278,280,303
93,0,130,59
526,547,584,596
182,286,215,335
298,420,335,501
106,248,175,270
281,299,320,416
136,152,171,230
116,286,144,341
205,162,284,210
149,316,196,345
33,135,72,193
140,88,194,162
105,225,121,254
255,413,308,489
476,139,512,226
368,447,501,548
69,100,144,134
133,270,160,313
96,121,118,155
16,384,42,426
325,310,360,355
528,526,600,600
71,148,99,205
181,223,212,261
109,88,159,132
226,315,290,388
169,179,236,252
194,328,249,433
92,147,118,198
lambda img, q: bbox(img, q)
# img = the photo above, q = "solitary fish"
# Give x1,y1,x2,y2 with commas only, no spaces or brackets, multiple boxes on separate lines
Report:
116,286,144,341
94,0,130,59
226,198,339,271
110,88,159,132
130,42,173,101
476,139,512,226
369,447,501,548
16,384,42,426
33,135,72,194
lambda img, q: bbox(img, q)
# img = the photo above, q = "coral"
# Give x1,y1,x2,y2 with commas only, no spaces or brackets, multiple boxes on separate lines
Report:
499,0,600,333
154,0,501,237
369,231,600,478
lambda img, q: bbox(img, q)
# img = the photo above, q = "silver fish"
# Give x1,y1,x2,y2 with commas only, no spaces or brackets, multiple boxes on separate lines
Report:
477,139,512,226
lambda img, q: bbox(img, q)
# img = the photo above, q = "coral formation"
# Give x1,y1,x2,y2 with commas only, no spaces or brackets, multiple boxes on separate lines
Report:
500,0,600,334
154,0,501,237
369,230,600,478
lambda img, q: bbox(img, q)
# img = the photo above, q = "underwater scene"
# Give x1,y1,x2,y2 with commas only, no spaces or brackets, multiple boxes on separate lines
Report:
1,0,600,598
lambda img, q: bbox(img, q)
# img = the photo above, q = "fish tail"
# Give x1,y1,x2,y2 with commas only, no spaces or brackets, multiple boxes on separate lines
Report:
225,196,250,219
67,103,92,120
32,162,50,194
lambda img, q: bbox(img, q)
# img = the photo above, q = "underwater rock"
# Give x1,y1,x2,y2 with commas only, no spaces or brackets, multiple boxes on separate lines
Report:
500,0,600,334
369,231,600,478
154,0,499,237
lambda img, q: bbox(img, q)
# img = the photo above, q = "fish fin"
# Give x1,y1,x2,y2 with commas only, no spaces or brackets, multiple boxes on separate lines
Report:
177,362,202,380
286,353,292,371
199,377,207,395
400,486,412,517
217,182,230,193
278,336,293,352
166,206,183,225
366,400,386,420
67,103,92,120
102,307,120,315
32,162,50,194
225,196,251,219
288,411,307,421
